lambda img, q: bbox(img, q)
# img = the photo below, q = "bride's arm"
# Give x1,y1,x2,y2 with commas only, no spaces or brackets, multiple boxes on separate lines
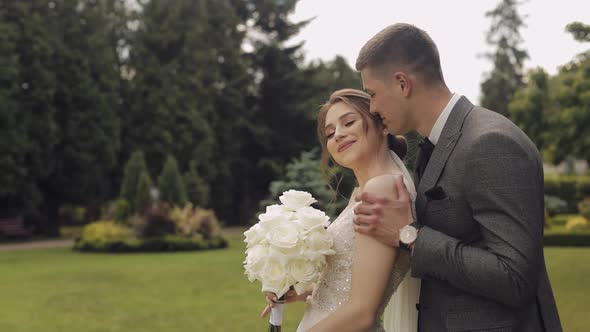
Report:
309,174,400,332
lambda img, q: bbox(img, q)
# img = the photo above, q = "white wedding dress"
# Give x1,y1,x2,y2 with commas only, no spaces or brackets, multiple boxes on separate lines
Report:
296,151,420,332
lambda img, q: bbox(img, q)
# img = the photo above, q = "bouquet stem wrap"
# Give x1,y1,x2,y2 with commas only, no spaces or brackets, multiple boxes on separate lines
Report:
269,302,284,328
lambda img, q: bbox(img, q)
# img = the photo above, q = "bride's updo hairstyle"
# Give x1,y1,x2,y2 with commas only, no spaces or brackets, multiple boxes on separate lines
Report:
317,88,407,174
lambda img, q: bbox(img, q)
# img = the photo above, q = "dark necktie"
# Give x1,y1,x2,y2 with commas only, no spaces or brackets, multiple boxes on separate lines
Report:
415,138,434,184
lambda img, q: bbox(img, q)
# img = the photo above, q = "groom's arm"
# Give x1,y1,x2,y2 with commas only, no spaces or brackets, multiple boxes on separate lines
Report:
411,131,544,308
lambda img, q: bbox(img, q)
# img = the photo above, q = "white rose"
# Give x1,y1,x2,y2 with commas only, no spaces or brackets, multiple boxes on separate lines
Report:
296,206,330,231
260,258,293,298
259,204,294,222
265,219,302,249
244,245,268,281
279,190,317,210
288,258,319,285
304,230,335,256
243,224,264,247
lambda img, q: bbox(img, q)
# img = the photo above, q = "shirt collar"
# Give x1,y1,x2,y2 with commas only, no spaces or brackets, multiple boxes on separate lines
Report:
428,93,461,145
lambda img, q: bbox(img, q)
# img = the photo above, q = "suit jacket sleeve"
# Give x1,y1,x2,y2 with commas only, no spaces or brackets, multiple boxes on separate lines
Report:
411,131,544,307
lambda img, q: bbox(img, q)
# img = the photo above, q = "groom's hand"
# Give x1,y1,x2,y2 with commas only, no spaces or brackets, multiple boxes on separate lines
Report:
353,176,413,248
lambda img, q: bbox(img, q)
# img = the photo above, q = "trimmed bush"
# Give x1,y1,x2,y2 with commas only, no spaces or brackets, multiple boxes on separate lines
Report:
551,214,573,226
100,199,131,222
544,195,567,216
185,160,209,207
169,203,222,240
136,171,153,212
73,235,227,253
74,202,228,253
158,155,187,206
544,233,590,247
566,216,590,232
79,220,133,244
544,175,590,213
139,203,176,237
578,198,590,220
120,151,149,212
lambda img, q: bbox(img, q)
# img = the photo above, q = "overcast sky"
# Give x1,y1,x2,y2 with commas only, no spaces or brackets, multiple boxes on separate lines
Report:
289,0,590,102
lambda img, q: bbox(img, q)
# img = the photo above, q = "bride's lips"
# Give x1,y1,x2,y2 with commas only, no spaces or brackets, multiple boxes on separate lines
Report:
338,140,356,152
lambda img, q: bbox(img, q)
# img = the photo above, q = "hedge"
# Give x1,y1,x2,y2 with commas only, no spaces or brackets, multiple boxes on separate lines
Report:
544,175,590,213
73,235,228,253
543,233,590,247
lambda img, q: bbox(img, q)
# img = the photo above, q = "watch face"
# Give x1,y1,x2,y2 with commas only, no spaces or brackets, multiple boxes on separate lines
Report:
400,226,417,244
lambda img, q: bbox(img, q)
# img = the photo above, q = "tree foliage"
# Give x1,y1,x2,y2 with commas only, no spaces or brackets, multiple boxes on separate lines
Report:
158,155,187,206
480,0,528,117
0,0,373,232
510,21,590,163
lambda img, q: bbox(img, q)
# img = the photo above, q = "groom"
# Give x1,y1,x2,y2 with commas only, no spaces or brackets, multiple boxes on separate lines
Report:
352,23,562,331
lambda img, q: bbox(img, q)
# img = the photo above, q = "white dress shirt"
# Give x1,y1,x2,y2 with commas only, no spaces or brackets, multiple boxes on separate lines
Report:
428,93,461,145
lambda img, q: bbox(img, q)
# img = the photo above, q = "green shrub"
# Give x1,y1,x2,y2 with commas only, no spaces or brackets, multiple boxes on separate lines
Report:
194,209,222,240
545,195,567,216
136,171,154,212
185,160,209,207
169,203,222,239
578,177,590,200
566,216,590,232
139,203,176,237
544,175,590,213
79,220,133,244
158,155,187,206
100,199,131,222
58,205,86,225
578,198,590,220
551,214,573,226
120,151,149,212
543,233,590,246
73,235,226,253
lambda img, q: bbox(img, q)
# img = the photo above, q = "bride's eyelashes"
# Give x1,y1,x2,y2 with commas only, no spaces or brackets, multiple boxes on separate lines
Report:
326,120,356,140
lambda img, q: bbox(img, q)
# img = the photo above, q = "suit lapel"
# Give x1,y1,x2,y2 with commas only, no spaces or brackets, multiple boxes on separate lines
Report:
416,97,473,222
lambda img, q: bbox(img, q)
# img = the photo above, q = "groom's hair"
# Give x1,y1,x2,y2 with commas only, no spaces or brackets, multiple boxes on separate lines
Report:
355,23,444,84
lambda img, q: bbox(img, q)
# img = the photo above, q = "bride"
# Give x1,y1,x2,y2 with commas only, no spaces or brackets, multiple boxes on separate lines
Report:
262,89,420,331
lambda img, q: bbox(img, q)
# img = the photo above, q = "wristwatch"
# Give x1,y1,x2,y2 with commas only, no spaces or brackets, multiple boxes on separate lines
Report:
399,222,420,251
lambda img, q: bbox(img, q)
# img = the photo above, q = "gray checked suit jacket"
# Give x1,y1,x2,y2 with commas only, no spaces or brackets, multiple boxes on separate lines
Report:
411,97,562,332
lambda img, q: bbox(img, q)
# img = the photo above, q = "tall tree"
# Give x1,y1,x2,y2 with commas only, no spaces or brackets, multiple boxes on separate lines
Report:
199,0,252,223
40,0,122,228
123,0,215,179
566,21,590,42
231,0,323,224
0,2,59,232
550,22,590,163
480,0,529,117
509,68,553,151
509,21,590,164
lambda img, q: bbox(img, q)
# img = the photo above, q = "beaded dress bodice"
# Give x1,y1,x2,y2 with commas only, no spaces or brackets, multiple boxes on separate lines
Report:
295,200,411,332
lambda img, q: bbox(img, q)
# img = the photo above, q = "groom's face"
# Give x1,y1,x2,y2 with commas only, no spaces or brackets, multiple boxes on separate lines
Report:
361,68,409,135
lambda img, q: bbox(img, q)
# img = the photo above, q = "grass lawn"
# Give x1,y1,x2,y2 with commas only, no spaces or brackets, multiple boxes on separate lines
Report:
0,230,588,331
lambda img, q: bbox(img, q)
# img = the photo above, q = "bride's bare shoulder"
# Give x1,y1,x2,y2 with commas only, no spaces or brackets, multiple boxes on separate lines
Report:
363,172,404,198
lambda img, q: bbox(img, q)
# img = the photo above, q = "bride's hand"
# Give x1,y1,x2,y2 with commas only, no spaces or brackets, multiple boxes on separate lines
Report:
260,290,311,318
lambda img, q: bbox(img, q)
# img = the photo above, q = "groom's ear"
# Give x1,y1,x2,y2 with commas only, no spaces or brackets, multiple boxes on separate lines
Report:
394,72,412,97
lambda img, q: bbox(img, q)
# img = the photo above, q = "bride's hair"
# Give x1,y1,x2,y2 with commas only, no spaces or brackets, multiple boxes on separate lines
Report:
316,88,407,175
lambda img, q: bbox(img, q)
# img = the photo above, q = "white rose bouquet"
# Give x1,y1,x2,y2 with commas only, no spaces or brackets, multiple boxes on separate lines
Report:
243,190,335,331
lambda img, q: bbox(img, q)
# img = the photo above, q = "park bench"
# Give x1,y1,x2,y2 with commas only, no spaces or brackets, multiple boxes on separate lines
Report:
0,216,32,238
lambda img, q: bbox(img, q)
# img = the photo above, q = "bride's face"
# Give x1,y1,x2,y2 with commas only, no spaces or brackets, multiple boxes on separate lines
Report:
324,102,384,169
